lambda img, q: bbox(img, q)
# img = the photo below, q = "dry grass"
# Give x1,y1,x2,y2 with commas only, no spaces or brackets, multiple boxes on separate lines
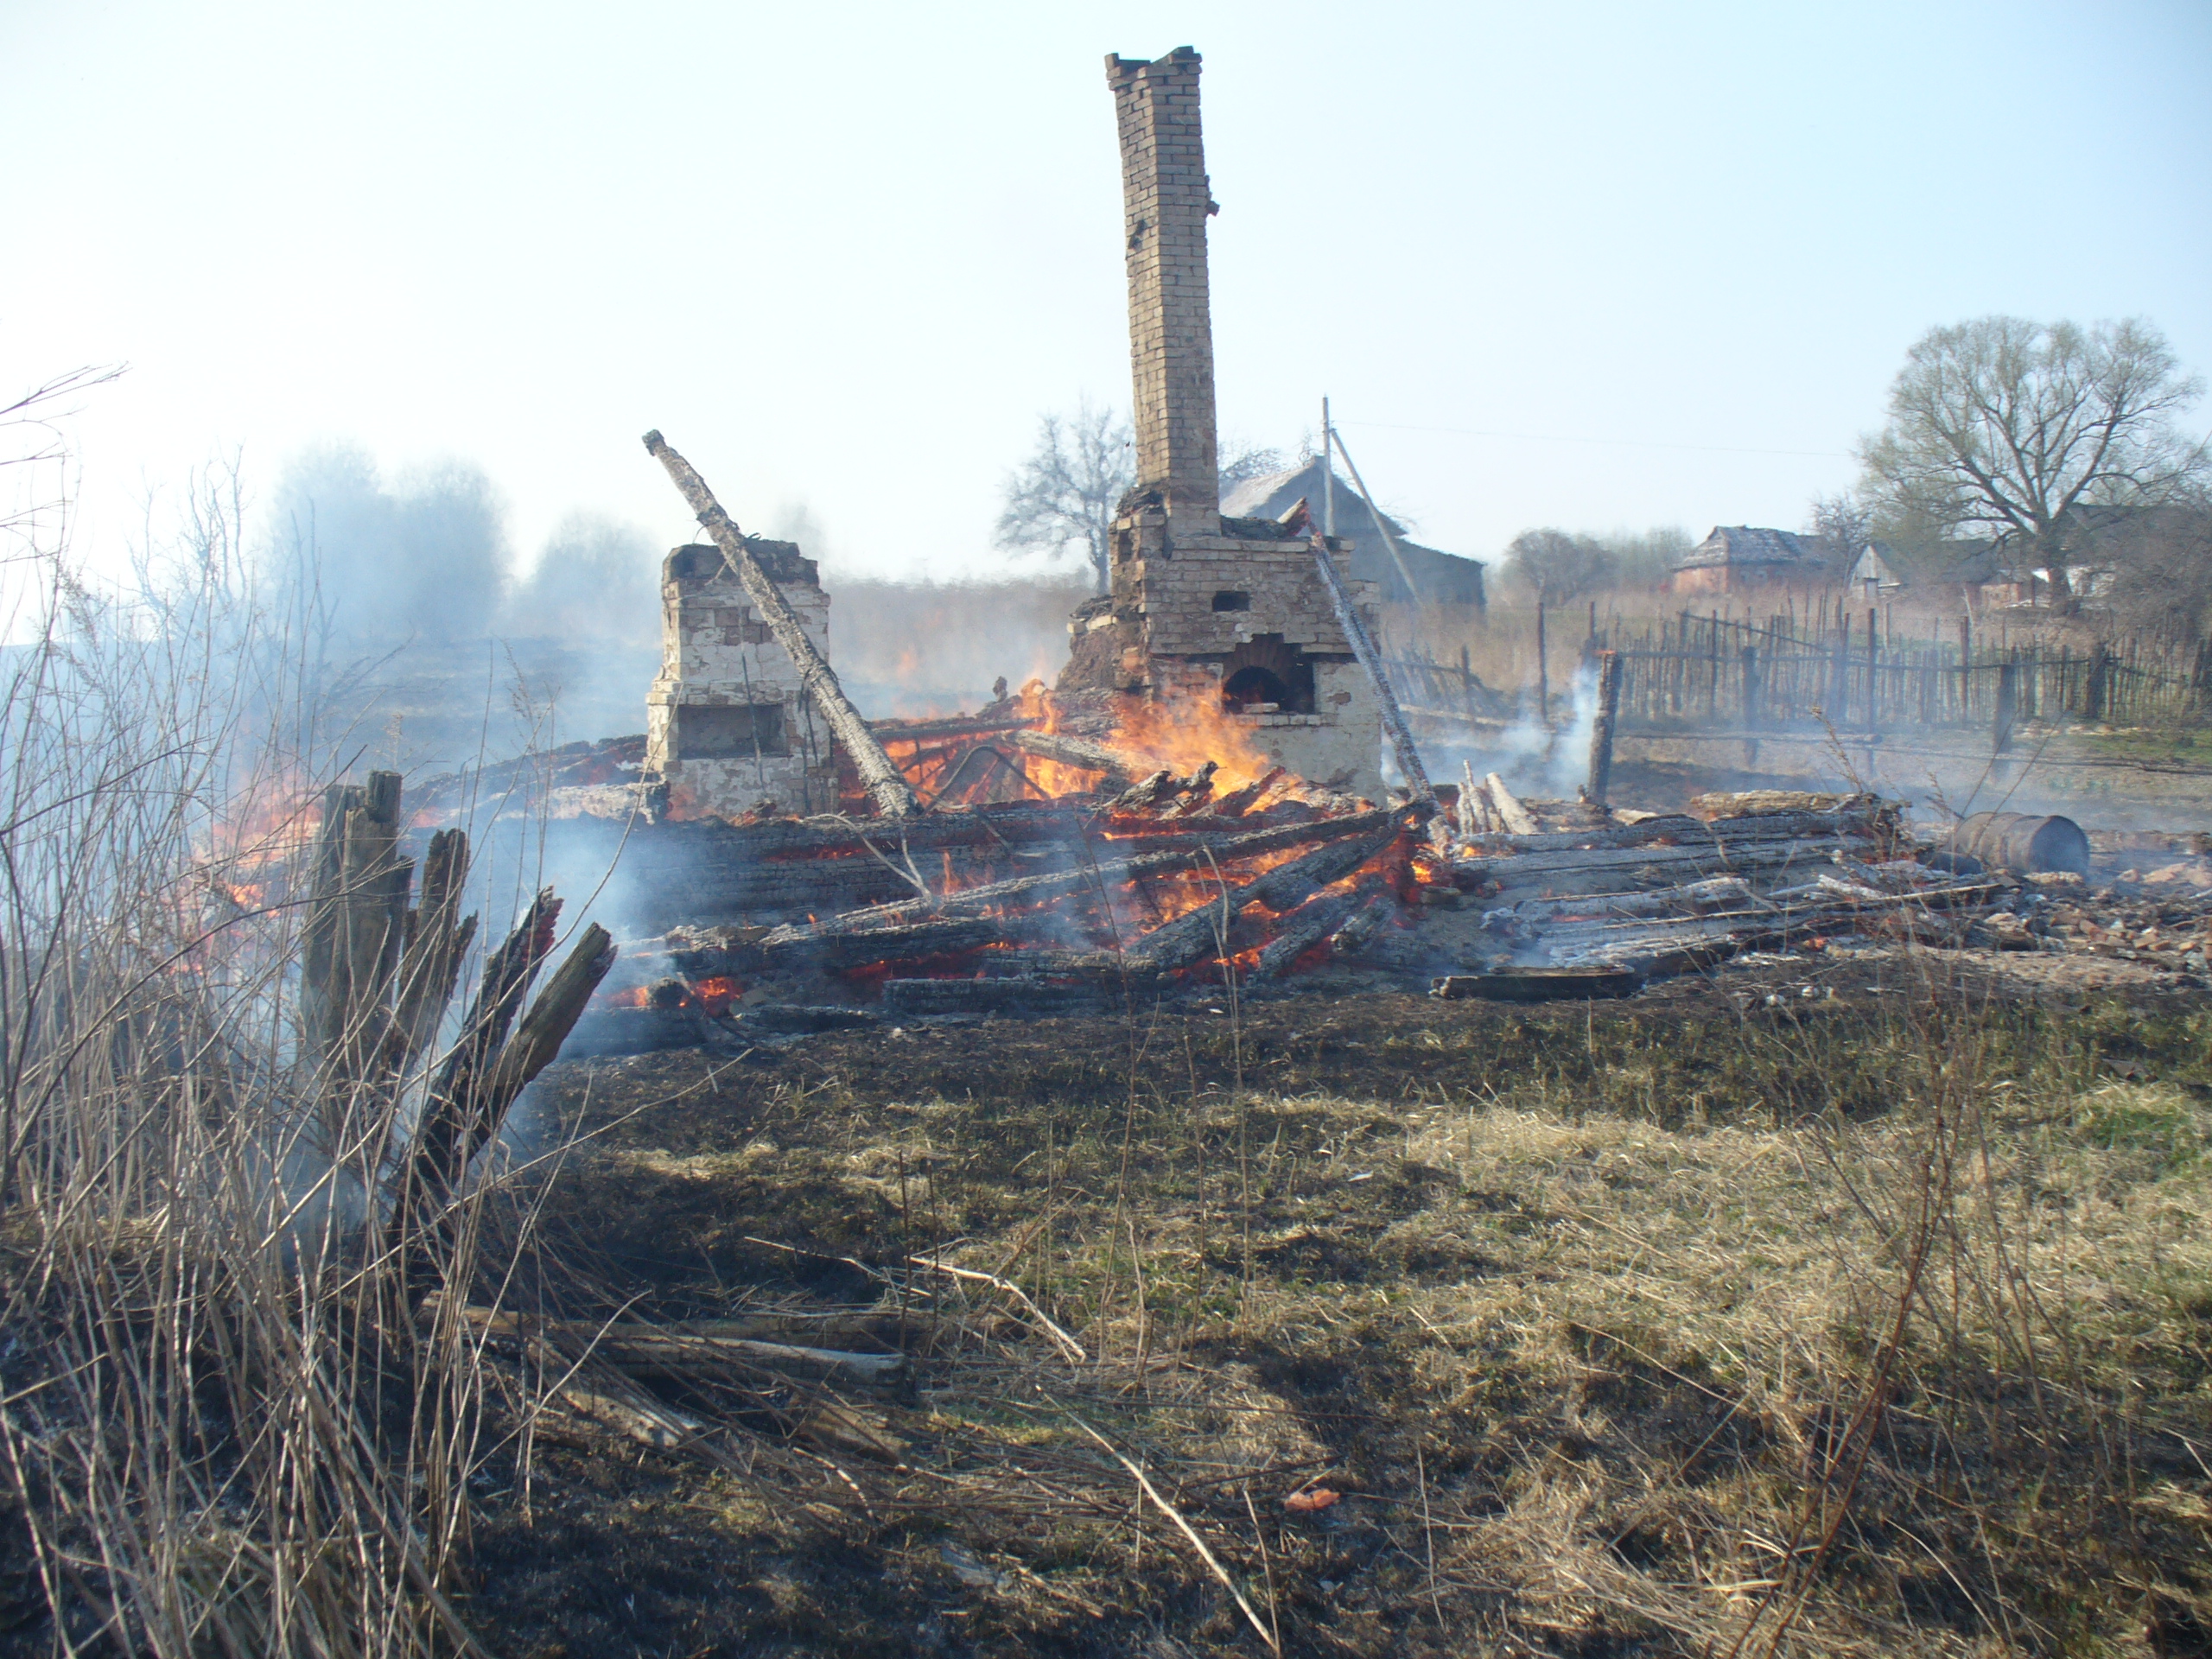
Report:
468,964,2212,1656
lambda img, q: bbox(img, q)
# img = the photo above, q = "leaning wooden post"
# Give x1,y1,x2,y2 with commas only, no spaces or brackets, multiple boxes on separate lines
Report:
644,431,919,818
1308,537,1433,801
1994,658,2018,757
1326,425,1421,601
1586,649,1624,806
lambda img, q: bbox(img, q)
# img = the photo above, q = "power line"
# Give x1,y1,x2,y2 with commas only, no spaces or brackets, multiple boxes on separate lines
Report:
1336,418,1853,461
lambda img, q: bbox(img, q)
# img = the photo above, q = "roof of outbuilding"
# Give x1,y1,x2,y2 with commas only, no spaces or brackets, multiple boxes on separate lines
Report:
1674,526,1825,572
1847,543,1905,586
1219,457,1485,605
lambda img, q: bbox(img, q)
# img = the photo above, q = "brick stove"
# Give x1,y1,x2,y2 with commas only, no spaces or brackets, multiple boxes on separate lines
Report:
645,539,841,818
1059,47,1383,797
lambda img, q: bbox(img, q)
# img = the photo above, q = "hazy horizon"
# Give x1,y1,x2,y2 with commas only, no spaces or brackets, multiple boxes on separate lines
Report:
6,2,2208,588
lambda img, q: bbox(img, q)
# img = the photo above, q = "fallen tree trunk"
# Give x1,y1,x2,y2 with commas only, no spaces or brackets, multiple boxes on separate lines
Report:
645,429,918,818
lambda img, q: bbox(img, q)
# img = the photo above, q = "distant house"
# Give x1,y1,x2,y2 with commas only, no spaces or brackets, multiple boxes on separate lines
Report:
1847,541,1907,597
1219,458,1486,607
1669,526,1833,595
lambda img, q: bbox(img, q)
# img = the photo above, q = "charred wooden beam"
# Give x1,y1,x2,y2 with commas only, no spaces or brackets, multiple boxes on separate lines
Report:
871,714,1039,744
1483,772,1539,836
1459,800,1892,857
1005,728,1135,783
1310,539,1433,801
1211,766,1286,820
1253,883,1371,978
1130,819,1412,971
767,804,1407,944
760,915,1014,970
645,430,919,818
1465,836,1878,902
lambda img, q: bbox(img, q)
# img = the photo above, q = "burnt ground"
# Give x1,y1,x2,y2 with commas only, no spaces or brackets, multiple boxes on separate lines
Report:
450,949,2212,1658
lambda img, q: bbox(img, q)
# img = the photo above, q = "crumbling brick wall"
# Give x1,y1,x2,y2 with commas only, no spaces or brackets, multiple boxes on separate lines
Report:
645,541,839,818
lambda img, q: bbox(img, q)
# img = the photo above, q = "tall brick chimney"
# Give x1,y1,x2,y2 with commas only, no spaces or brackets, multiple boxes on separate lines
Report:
1107,47,1218,532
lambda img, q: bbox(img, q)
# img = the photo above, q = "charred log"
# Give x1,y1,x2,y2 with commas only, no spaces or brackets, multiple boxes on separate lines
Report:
767,804,1407,945
1128,819,1413,971
1253,882,1374,978
1004,728,1135,784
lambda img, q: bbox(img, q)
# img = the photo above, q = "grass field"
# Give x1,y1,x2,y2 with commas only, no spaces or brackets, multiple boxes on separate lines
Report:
441,954,2212,1657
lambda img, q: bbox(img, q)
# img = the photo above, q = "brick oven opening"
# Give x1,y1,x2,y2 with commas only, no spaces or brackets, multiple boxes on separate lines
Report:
1220,635,1315,714
673,702,788,760
1211,590,1251,612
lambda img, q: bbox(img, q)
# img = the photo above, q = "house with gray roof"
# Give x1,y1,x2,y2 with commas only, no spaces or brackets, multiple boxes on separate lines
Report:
1219,457,1485,607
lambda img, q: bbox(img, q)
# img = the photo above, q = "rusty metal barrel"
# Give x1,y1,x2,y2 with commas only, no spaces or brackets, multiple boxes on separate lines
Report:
1946,811,2090,875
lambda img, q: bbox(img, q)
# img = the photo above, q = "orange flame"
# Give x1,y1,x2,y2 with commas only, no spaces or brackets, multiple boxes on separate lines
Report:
1104,695,1274,792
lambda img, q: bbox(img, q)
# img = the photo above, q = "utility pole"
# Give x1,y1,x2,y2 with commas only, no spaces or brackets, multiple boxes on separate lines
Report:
1321,396,1334,538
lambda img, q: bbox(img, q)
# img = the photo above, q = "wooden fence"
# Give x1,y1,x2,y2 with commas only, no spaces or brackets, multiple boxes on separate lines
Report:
1385,611,2212,737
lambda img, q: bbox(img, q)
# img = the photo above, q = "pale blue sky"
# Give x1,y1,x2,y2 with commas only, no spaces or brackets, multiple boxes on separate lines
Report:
5,1,2208,582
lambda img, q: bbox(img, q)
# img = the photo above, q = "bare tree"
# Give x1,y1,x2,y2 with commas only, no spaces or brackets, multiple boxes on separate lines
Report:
1808,492,1872,573
3,365,124,560
995,398,1134,594
2101,487,2212,636
1505,527,1615,607
1217,439,1287,489
1859,316,2209,605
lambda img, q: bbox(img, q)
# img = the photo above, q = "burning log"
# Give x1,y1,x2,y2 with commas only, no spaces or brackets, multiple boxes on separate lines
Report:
1006,728,1135,784
1328,889,1396,958
644,430,920,818
1212,766,1287,820
1128,817,1414,971
767,804,1408,945
1112,765,1217,813
1253,880,1381,978
872,714,1039,744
